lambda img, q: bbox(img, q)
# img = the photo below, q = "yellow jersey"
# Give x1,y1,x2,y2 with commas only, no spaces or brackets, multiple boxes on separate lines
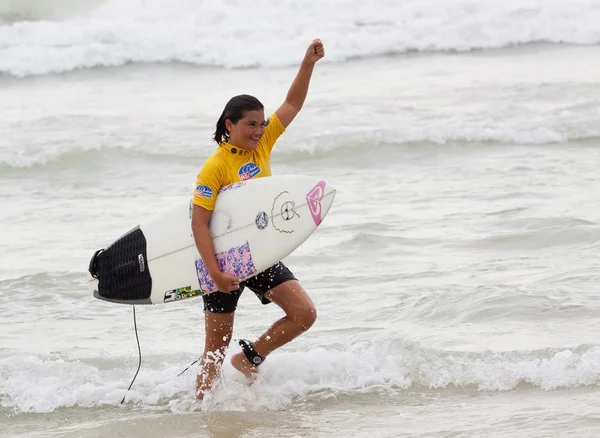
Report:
192,113,285,211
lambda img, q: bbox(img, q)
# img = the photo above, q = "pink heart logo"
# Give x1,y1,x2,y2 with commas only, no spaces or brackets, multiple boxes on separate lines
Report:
306,180,326,225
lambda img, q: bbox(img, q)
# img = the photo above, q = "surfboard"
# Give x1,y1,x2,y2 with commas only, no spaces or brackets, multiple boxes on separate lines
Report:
87,175,336,305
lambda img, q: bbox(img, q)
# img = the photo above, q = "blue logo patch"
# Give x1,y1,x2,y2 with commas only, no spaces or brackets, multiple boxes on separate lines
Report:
195,185,213,198
238,162,261,181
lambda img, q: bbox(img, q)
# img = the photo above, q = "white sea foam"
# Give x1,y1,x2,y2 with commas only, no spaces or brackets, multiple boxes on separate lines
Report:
2,344,600,414
1,0,600,77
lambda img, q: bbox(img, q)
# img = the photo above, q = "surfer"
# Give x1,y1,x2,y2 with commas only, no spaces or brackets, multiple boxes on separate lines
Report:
190,39,325,399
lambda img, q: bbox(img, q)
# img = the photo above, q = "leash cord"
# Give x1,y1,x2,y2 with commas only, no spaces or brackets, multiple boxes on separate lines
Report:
121,305,142,404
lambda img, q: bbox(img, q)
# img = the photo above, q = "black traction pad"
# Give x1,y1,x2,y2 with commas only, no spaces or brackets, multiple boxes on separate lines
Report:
89,226,152,303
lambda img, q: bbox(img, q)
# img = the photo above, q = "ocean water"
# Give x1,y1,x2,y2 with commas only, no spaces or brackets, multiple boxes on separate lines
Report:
2,0,600,437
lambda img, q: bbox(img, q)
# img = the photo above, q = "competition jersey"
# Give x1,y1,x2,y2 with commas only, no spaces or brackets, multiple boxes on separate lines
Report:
192,113,285,211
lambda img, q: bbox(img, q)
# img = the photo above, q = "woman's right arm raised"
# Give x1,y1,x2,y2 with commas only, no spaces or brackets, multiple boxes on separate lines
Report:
191,204,240,293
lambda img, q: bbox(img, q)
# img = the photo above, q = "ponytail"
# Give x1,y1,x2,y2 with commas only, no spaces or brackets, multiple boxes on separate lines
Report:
213,113,229,144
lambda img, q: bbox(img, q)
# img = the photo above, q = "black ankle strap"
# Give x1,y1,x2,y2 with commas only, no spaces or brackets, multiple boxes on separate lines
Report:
239,339,265,366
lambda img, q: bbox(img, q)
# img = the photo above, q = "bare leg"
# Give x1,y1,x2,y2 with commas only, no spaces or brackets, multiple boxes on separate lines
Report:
196,310,234,399
231,280,316,379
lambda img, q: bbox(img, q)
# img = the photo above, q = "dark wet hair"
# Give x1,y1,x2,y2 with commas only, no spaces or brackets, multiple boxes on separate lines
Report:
213,94,264,144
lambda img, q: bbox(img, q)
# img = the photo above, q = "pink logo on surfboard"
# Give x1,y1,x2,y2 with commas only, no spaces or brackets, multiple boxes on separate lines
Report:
306,180,326,225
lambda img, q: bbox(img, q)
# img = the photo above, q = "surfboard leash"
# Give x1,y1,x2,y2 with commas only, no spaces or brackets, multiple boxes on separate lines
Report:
120,305,201,403
177,358,200,376
121,304,142,404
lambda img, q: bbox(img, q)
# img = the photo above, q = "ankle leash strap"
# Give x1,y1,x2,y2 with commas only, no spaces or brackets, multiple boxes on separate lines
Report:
239,339,265,366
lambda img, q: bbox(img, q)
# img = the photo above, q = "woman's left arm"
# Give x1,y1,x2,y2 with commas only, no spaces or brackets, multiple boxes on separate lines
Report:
276,39,325,128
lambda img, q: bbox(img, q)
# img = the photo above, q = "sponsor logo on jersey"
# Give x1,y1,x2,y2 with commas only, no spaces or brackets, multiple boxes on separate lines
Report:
238,162,261,181
195,185,213,198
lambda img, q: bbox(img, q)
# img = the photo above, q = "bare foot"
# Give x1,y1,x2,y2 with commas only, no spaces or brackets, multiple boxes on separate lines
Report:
231,352,259,384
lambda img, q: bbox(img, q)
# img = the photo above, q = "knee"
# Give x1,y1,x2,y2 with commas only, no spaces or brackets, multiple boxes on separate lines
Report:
291,303,317,331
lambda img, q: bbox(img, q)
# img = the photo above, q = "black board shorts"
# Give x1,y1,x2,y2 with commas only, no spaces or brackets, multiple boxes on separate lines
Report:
202,262,297,313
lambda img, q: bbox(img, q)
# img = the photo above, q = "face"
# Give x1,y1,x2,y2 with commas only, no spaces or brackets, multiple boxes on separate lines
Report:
226,110,266,150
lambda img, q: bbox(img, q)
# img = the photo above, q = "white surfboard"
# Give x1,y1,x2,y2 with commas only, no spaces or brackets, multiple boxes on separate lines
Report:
87,175,336,305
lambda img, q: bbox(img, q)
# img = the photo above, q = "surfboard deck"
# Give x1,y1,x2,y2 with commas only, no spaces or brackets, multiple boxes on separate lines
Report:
87,175,336,305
